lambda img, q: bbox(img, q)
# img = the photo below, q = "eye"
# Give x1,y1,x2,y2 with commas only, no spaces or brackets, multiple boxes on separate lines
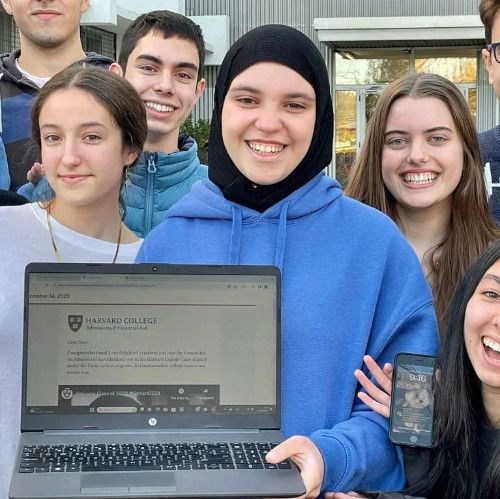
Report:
428,135,448,144
43,134,60,143
385,137,408,148
139,64,156,73
84,134,101,142
482,289,500,299
286,102,307,111
236,97,257,106
177,71,193,80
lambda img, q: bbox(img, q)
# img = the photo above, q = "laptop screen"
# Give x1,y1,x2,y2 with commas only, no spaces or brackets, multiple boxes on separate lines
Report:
24,266,278,422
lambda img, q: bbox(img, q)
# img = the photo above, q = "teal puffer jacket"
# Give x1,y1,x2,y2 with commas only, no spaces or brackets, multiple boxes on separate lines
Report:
123,135,207,237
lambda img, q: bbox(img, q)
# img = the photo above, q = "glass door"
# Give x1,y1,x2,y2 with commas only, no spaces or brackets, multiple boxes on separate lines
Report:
334,90,357,187
364,87,385,125
334,86,385,186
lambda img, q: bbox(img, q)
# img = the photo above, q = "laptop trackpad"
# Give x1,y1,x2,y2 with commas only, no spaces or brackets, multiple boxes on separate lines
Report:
81,471,177,494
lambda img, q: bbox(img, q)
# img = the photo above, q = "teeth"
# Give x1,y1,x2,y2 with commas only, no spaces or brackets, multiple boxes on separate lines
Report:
403,172,438,184
145,101,174,113
248,142,284,154
483,337,500,352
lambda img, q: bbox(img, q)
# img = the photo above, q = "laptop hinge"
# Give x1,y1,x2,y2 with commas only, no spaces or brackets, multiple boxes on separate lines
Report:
41,428,264,436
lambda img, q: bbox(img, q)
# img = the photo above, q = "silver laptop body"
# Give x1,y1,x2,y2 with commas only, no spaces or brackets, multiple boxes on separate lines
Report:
9,263,305,498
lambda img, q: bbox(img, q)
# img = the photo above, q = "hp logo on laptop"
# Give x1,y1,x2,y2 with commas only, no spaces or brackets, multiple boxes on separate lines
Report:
148,418,157,427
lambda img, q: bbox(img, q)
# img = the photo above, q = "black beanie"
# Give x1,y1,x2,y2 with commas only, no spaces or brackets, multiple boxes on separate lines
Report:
208,24,334,212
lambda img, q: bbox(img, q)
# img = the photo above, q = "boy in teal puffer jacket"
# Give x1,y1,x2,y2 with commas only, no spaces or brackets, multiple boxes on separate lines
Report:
18,10,208,237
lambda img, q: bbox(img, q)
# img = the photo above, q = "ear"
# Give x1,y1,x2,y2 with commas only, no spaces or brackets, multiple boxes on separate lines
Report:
482,48,494,85
123,148,139,168
109,63,124,77
1,1,13,15
194,78,206,103
81,1,90,14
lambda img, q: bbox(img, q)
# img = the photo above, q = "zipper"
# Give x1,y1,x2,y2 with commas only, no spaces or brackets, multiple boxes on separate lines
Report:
144,152,158,236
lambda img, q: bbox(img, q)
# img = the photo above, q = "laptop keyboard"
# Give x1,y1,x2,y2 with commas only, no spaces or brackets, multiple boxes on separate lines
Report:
19,442,292,473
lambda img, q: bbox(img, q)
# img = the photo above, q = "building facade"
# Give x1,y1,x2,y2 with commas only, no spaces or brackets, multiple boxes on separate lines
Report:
1,0,495,183
186,0,492,183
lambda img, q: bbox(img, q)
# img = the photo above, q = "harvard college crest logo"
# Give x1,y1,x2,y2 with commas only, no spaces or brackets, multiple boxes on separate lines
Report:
68,315,83,332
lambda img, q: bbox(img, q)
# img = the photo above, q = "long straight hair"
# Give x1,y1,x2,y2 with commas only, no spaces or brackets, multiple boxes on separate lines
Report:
345,73,498,332
407,240,500,498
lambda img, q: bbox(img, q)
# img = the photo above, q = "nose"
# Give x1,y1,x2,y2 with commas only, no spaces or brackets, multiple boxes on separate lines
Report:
407,139,429,165
61,139,81,168
492,304,500,328
153,71,175,95
254,104,282,134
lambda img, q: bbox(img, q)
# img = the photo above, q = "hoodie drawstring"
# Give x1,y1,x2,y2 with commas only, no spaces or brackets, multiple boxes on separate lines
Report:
274,201,290,269
228,201,290,269
228,206,242,264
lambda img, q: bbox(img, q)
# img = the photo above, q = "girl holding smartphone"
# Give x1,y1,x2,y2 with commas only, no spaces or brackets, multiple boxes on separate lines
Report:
332,240,500,499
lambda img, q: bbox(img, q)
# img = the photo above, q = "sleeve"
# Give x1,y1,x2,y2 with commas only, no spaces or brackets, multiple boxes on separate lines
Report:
0,136,10,190
311,230,439,493
351,446,430,498
17,177,54,202
310,301,438,493
363,493,426,499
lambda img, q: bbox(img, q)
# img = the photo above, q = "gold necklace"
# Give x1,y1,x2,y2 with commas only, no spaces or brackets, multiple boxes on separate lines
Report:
46,206,122,263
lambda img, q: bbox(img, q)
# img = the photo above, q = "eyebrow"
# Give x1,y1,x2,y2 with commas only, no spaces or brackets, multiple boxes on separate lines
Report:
384,126,454,136
228,85,315,101
40,122,106,129
482,273,500,286
136,54,198,71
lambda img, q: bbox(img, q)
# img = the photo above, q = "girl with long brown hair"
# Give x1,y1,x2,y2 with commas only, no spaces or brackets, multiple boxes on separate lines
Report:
0,65,147,493
346,72,498,332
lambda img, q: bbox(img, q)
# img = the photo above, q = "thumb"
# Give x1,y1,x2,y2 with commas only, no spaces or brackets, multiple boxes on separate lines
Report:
266,436,303,463
265,442,289,464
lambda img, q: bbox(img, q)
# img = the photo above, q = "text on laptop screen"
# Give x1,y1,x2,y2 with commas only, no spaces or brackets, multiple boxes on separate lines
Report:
25,271,277,417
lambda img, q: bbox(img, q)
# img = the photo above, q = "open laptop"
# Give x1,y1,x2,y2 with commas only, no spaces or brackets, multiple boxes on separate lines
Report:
9,263,305,498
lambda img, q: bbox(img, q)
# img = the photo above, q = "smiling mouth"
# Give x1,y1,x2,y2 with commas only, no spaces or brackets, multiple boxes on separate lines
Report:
402,172,438,185
247,141,284,156
483,336,500,362
145,101,175,113
59,175,89,184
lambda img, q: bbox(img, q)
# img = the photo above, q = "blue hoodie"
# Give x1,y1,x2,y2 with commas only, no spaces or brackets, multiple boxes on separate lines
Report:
136,173,438,493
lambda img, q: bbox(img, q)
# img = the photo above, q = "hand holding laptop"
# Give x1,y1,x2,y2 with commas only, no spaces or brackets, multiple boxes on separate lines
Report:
266,435,324,498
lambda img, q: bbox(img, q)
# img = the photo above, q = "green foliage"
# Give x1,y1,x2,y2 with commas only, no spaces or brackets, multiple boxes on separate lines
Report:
181,115,211,164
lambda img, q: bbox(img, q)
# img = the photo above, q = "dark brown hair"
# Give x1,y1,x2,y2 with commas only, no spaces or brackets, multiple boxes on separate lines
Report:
118,10,205,80
406,240,500,498
345,73,499,332
480,0,500,45
32,65,147,161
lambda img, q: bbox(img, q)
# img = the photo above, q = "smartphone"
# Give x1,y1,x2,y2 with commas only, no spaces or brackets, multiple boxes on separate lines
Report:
389,352,436,448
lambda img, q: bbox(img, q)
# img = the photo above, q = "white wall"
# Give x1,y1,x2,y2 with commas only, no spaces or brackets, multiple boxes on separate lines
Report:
82,0,185,25
82,1,229,66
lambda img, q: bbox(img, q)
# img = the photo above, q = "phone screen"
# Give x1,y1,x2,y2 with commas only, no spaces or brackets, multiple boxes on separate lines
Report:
389,353,435,447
